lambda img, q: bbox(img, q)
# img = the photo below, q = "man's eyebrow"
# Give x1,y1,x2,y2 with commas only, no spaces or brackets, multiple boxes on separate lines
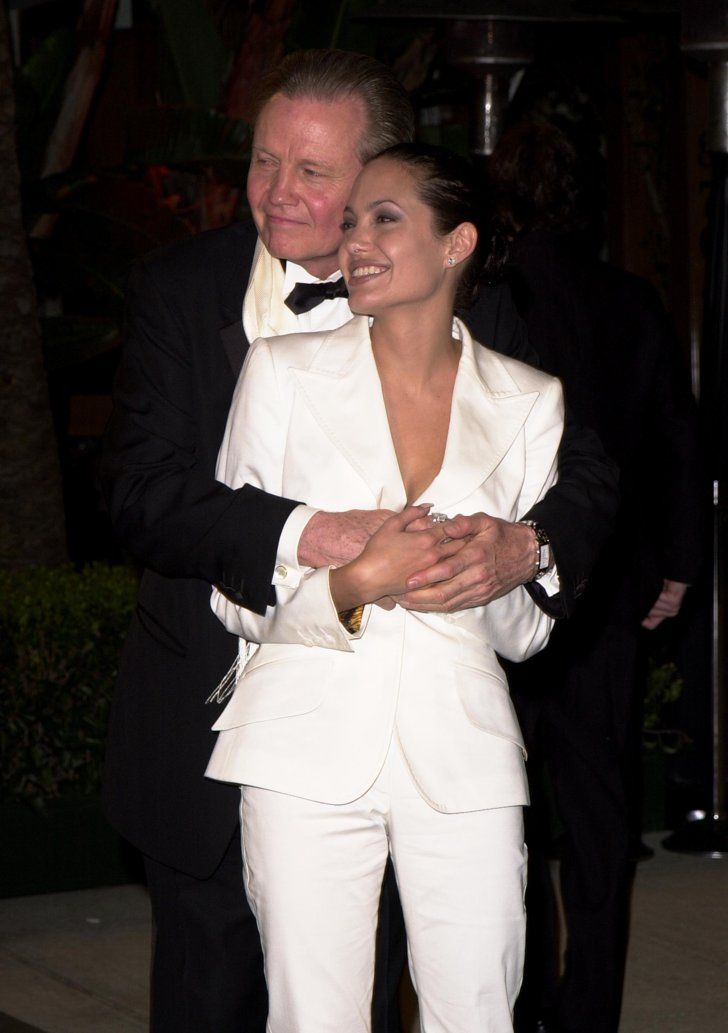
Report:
298,157,336,170
250,145,337,172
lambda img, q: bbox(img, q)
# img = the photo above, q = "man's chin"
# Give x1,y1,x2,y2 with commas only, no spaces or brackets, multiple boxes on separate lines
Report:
261,228,310,263
258,230,341,276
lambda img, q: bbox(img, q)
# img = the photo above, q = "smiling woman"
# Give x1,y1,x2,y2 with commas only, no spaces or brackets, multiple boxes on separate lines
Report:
340,148,478,321
331,145,481,510
207,141,566,1033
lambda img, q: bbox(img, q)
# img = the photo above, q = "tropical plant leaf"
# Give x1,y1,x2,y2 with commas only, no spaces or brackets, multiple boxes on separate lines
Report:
41,316,121,371
15,27,76,179
126,105,250,165
17,25,75,118
152,0,231,110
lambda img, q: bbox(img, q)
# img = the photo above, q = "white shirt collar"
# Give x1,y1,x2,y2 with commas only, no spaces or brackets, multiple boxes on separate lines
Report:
282,260,344,292
280,260,350,334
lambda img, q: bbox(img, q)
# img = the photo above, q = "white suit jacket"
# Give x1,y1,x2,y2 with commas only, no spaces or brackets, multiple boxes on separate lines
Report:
206,316,564,812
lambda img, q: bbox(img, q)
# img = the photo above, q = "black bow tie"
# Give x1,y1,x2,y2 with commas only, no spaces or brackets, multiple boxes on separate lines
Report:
284,277,349,315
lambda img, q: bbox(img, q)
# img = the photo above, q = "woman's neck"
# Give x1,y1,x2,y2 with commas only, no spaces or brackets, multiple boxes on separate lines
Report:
369,305,460,390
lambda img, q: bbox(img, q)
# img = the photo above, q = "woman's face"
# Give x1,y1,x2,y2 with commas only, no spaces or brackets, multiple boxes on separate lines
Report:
339,158,455,317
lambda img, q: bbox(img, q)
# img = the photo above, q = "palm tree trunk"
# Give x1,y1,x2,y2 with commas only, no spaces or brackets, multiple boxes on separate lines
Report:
0,5,67,567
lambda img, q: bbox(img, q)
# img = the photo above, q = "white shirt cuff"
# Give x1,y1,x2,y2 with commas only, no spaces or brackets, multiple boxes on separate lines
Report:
272,504,320,590
538,563,560,597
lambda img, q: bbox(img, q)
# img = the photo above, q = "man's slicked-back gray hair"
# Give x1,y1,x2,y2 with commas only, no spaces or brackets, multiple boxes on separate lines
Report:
253,49,414,163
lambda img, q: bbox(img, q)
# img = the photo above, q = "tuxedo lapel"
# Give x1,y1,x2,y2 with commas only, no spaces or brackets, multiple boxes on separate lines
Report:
217,226,257,378
220,320,249,379
290,317,407,509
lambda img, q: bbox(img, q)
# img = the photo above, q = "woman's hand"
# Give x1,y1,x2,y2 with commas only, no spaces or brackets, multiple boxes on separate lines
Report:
396,513,540,612
329,504,468,611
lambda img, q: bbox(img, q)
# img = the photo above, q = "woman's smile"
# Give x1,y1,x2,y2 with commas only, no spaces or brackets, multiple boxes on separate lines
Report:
339,157,456,316
348,263,389,283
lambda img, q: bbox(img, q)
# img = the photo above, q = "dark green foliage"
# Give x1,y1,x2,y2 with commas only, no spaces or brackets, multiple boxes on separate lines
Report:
41,315,121,371
14,26,75,180
126,106,251,165
0,565,138,807
152,0,231,109
643,658,688,754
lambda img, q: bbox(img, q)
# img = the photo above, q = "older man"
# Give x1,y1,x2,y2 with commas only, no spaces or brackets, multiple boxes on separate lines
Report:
102,50,617,1033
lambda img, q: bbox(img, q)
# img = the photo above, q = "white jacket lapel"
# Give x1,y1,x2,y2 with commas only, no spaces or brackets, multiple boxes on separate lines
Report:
416,322,540,508
289,316,540,512
290,317,406,509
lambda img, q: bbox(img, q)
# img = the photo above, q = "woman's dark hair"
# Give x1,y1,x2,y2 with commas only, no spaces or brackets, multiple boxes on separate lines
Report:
488,121,589,240
372,142,502,309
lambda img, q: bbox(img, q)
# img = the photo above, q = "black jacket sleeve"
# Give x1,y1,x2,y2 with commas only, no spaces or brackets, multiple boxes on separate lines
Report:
631,278,704,587
463,282,620,618
100,235,299,616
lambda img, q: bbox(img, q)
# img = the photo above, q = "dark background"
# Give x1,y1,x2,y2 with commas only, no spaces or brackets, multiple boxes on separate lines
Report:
3,0,715,828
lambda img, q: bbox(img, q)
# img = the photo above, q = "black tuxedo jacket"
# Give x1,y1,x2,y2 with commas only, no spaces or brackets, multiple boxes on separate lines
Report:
505,231,704,627
101,221,618,877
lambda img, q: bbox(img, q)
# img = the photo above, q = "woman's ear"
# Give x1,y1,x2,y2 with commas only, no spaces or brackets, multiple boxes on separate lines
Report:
445,222,478,268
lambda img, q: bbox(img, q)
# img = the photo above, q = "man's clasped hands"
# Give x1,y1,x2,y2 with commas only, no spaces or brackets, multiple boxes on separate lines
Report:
299,506,539,614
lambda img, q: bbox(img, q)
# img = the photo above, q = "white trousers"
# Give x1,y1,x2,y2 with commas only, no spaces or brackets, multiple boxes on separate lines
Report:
240,738,527,1033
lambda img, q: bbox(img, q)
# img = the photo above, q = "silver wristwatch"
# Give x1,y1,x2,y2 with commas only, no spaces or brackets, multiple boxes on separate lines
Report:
520,520,552,581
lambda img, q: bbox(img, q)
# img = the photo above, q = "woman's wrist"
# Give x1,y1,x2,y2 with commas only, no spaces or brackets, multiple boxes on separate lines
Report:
329,560,369,612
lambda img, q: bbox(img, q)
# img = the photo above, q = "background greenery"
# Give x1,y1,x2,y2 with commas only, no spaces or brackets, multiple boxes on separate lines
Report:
0,564,137,807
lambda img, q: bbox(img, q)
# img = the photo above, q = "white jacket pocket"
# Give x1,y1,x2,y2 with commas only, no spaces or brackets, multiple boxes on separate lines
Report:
212,650,333,730
455,662,525,754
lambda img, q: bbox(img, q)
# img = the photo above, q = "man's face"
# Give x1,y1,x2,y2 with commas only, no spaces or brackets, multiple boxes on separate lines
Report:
247,93,368,280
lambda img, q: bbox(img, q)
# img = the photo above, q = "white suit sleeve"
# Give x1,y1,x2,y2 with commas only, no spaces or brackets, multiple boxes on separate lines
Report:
480,375,565,662
211,339,359,651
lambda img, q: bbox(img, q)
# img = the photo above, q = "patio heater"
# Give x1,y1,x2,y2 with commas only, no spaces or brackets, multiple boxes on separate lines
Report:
354,1,622,157
663,0,728,858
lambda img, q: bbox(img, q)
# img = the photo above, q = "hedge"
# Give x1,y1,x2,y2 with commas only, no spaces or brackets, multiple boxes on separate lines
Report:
0,564,137,807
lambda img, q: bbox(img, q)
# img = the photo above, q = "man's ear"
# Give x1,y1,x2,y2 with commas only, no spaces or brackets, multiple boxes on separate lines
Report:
445,222,478,267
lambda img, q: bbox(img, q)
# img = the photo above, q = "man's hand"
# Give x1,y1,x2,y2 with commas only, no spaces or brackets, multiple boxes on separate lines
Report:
329,505,468,610
396,513,538,613
641,579,689,630
298,509,393,569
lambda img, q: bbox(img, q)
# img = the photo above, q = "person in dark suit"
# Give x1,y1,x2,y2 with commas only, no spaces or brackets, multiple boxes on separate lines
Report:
101,53,618,1033
489,122,704,1033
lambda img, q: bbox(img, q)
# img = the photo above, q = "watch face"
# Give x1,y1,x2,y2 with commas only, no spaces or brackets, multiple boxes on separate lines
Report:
520,520,550,577
538,543,551,572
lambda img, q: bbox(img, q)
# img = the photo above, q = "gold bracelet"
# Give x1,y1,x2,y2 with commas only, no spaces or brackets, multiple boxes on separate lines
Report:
338,604,364,634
